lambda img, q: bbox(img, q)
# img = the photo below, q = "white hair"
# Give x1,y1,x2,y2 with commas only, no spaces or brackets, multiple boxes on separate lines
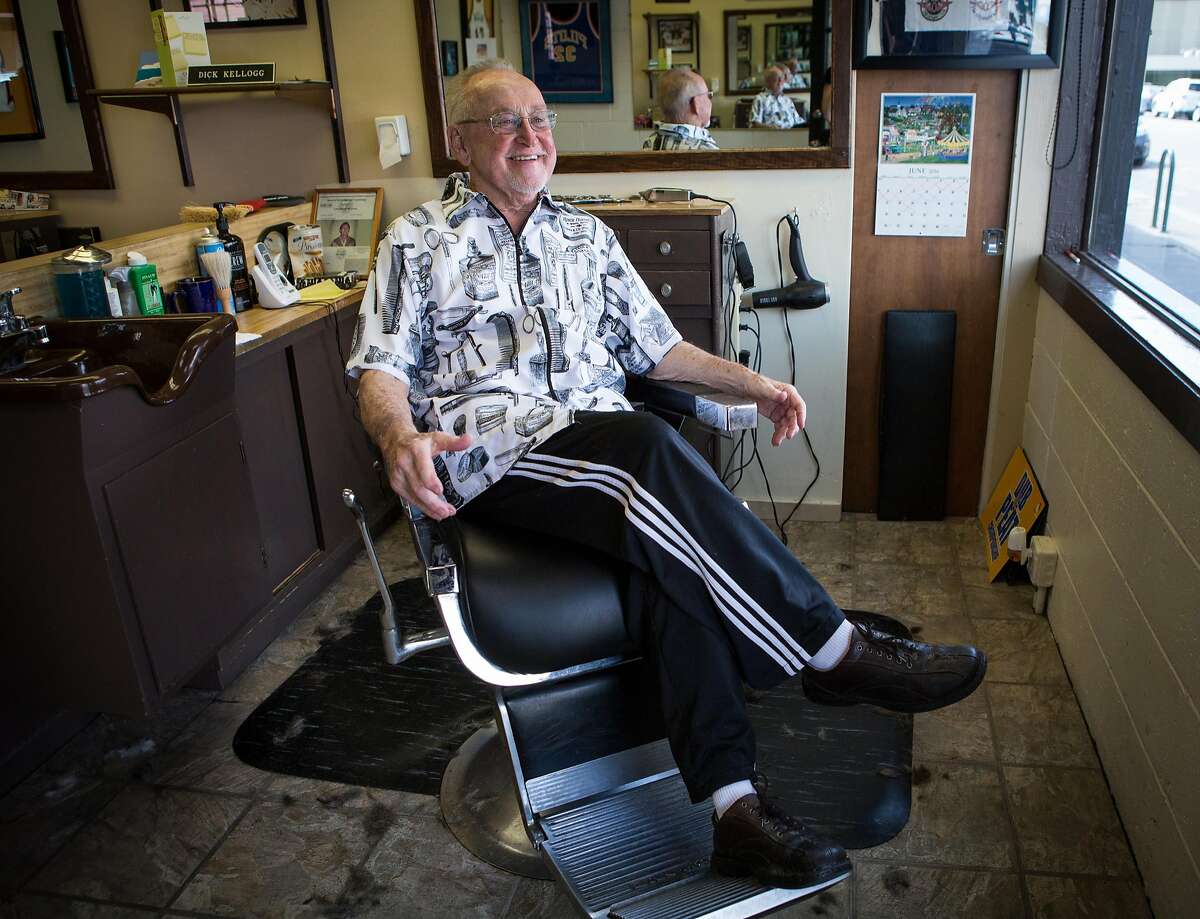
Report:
445,59,516,124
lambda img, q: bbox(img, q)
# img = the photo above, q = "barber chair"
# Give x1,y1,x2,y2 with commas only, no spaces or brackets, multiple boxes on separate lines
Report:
342,381,852,917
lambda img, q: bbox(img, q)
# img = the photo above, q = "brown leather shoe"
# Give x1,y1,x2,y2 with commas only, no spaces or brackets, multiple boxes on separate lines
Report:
802,620,987,713
711,789,851,889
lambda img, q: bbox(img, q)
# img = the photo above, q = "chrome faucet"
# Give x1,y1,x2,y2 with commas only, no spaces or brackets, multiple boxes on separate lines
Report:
0,288,50,374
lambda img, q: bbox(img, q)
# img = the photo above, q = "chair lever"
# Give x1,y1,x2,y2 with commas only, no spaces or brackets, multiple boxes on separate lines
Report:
342,488,451,666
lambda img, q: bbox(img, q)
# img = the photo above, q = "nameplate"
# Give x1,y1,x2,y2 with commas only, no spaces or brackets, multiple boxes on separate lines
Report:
187,63,275,86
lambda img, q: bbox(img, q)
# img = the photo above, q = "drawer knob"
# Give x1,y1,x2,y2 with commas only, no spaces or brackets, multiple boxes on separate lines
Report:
659,283,673,298
658,241,673,256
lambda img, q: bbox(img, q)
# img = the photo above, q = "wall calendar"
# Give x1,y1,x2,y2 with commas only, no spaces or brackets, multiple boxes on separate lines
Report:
875,92,976,237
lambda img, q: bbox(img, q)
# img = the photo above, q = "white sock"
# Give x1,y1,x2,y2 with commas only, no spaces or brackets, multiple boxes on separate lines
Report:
806,619,857,671
712,779,756,818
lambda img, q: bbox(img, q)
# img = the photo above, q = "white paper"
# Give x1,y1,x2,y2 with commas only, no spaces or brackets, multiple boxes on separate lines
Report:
875,92,975,238
235,331,262,346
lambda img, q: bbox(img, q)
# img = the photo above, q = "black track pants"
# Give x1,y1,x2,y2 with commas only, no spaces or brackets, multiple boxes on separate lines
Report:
461,410,846,800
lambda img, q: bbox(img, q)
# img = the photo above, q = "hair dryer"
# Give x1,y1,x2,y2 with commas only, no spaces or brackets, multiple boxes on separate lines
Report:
743,211,830,310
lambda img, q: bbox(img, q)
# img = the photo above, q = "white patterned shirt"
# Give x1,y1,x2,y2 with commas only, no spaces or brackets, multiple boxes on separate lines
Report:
346,173,682,509
750,91,804,129
642,122,719,151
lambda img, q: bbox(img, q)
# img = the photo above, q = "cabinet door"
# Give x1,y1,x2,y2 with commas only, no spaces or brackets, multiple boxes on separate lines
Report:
237,348,320,590
104,413,270,695
292,311,389,552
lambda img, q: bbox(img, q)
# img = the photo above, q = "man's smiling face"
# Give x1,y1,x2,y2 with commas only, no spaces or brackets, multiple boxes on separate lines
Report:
449,70,558,211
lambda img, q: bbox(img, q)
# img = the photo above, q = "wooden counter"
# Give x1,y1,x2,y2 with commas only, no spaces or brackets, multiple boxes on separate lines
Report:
234,285,365,356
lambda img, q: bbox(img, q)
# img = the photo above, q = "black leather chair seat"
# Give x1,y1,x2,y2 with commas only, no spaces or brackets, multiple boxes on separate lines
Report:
445,519,637,673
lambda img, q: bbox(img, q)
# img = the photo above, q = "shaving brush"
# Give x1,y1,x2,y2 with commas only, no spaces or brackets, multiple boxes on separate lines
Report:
199,249,235,314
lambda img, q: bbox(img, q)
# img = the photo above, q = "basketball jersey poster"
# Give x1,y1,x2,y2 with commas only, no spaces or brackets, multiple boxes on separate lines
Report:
519,1,613,103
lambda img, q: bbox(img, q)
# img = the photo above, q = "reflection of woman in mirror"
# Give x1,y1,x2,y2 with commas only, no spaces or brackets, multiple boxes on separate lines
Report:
643,68,718,150
332,221,356,247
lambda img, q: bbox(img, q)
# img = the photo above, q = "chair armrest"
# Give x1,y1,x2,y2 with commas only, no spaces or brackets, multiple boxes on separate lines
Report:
625,377,758,433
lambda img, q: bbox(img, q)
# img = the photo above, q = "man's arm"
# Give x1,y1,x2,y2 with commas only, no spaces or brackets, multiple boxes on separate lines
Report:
646,341,805,447
359,370,470,520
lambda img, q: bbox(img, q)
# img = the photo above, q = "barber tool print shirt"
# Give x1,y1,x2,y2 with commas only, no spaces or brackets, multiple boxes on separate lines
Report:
642,122,719,151
346,173,682,509
750,91,803,129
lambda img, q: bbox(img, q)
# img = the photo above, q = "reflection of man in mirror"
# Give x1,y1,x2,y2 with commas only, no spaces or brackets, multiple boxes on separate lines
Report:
352,59,987,895
643,68,718,151
750,67,804,130
333,221,356,247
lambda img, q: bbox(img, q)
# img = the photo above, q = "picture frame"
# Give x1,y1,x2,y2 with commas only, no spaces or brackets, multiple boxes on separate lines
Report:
183,1,306,29
853,0,1067,69
736,26,751,55
441,40,460,77
311,187,384,276
518,0,613,104
657,17,696,54
0,0,45,142
765,21,811,65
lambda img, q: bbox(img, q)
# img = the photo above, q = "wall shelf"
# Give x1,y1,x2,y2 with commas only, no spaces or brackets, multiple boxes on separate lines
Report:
88,82,344,187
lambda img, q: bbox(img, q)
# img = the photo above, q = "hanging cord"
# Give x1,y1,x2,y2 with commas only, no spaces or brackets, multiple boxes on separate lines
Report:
1046,0,1087,170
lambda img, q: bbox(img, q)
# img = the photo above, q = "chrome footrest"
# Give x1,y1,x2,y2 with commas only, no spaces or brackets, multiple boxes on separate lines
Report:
530,741,845,918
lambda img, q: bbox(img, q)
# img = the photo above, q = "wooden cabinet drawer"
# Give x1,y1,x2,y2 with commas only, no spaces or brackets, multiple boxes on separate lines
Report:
640,269,711,309
628,229,710,265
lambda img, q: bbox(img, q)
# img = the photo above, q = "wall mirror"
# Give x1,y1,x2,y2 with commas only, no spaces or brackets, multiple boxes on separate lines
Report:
417,0,850,173
0,0,112,189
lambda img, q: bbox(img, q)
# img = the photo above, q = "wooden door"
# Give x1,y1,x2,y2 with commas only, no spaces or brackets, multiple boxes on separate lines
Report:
843,70,1019,516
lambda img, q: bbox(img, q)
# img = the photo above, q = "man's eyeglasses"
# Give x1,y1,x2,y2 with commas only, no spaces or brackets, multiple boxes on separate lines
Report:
694,90,715,100
458,110,558,134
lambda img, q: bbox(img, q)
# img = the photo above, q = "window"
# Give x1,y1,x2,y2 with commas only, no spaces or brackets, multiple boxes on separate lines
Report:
1087,0,1200,344
1041,0,1200,452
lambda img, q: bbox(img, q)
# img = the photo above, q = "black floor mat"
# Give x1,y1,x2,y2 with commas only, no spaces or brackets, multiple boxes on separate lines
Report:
234,581,912,848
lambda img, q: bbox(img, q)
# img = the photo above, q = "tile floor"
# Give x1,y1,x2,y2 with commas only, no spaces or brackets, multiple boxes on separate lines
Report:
0,515,1153,918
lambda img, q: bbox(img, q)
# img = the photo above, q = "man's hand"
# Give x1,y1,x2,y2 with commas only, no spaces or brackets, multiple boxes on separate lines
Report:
381,430,472,520
746,375,806,446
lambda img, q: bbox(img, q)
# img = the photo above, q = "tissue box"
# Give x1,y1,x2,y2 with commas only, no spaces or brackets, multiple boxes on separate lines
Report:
151,11,210,87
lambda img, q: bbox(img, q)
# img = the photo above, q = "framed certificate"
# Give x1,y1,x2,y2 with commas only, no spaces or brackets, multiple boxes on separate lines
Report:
311,187,384,275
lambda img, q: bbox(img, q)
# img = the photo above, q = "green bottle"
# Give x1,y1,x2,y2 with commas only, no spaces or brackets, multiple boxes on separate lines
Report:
126,251,165,316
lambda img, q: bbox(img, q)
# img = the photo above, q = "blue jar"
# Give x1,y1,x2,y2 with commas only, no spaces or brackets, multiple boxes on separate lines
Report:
52,244,113,318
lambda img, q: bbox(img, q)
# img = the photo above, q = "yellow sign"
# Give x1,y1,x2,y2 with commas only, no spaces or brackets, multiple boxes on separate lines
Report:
979,447,1047,582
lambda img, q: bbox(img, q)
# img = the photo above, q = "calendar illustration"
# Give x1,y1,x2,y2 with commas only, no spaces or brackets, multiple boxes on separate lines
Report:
875,92,976,238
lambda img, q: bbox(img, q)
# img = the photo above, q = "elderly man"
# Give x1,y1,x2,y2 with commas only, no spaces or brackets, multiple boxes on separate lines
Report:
643,68,718,150
750,66,804,129
349,60,985,891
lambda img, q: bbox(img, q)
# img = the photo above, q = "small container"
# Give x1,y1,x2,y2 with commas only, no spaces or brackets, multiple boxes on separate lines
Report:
52,244,112,318
106,267,140,317
195,227,224,276
126,251,165,316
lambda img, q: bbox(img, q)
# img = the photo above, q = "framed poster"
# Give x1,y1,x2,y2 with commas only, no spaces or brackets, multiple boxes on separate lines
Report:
183,0,306,28
311,187,384,275
519,1,613,104
854,0,1066,69
657,18,695,54
0,0,45,142
765,21,811,64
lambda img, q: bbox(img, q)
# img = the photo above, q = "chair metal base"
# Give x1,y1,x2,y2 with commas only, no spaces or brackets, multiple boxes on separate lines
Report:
440,725,554,880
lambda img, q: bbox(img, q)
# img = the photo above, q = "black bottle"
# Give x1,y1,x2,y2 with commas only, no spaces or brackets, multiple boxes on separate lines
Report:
214,201,254,311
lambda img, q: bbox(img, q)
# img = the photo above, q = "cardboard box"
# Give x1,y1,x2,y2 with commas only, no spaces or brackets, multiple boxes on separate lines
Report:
151,11,210,87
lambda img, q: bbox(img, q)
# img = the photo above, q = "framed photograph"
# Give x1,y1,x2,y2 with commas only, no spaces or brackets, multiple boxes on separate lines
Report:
736,26,751,55
854,0,1067,69
441,40,460,77
460,0,496,40
0,0,45,142
183,1,306,28
311,187,384,276
765,21,811,64
519,0,613,104
657,18,695,54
